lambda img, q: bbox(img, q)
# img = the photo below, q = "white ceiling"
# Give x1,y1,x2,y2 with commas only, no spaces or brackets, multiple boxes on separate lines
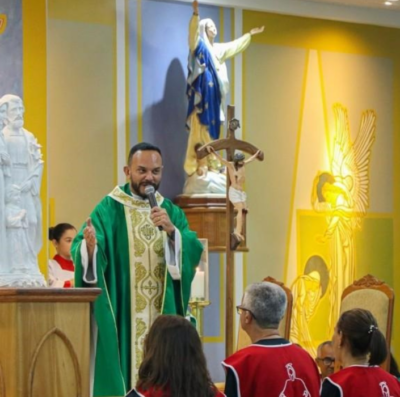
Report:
300,0,399,10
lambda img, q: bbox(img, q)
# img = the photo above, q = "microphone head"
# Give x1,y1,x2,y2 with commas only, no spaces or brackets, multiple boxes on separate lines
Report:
144,185,155,196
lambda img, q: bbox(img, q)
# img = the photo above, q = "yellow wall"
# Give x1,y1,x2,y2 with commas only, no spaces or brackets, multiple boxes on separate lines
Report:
243,10,400,354
22,0,47,272
21,0,117,268
47,0,116,237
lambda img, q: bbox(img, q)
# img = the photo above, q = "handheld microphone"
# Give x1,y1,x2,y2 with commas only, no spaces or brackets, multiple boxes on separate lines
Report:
145,185,162,231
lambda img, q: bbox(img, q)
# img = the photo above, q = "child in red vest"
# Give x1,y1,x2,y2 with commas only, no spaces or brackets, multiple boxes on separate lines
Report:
48,223,76,287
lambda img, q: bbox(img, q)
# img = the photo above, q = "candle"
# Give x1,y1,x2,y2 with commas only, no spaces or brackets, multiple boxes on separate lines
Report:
191,268,205,300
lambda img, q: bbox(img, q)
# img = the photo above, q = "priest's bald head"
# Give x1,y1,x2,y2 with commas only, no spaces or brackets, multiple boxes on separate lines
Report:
124,142,163,198
238,282,287,342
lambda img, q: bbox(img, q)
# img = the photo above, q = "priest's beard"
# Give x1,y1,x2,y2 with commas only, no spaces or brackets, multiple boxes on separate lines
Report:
130,179,160,199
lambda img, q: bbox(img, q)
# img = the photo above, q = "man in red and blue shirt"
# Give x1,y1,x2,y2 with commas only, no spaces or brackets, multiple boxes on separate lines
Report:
222,281,321,397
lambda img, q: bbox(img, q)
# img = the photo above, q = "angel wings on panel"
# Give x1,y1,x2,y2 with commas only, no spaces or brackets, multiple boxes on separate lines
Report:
311,103,376,333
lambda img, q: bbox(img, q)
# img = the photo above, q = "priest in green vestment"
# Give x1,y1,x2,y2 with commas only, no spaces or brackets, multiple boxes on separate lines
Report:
71,142,203,397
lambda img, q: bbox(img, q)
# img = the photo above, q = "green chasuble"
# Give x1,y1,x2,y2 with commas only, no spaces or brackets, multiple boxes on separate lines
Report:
71,184,203,397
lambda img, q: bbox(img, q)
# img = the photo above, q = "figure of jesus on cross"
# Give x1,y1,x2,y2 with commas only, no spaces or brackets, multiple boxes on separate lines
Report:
207,147,261,242
196,105,263,354
197,106,263,250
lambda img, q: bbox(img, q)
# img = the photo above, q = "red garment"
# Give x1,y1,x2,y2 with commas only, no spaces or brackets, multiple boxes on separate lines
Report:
324,365,400,396
53,254,74,288
53,254,74,271
223,341,321,397
128,387,225,397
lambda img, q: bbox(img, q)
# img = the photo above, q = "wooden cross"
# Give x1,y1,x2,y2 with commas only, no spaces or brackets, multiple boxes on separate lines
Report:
197,105,264,356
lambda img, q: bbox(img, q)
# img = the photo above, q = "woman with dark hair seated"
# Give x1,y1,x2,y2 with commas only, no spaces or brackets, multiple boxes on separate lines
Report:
321,308,400,396
126,315,225,397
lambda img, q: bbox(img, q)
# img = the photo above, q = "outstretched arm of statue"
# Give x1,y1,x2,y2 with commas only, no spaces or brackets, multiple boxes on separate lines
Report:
244,149,263,164
189,1,200,52
218,26,264,63
193,0,199,15
250,26,264,36
218,33,251,62
207,146,229,166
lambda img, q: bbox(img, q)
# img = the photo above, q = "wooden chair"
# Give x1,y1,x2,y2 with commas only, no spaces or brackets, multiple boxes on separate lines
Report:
338,274,394,371
215,276,293,392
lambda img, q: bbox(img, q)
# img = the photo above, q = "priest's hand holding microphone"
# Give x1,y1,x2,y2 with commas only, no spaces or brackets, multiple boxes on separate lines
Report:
145,185,175,240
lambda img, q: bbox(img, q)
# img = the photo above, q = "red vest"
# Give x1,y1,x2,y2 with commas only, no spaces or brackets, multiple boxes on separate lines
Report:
223,342,321,396
53,255,74,288
325,365,400,396
53,254,75,271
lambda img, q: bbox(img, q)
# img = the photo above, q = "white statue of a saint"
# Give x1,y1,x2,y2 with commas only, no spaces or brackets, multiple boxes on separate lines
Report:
5,189,39,276
0,102,11,272
0,94,46,287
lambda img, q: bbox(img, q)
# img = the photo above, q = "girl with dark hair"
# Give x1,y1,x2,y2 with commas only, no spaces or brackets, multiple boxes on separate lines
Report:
48,223,76,288
126,315,225,397
321,308,400,396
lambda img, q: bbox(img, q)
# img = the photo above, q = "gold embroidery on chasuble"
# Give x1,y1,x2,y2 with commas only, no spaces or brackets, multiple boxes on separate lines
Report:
109,186,166,385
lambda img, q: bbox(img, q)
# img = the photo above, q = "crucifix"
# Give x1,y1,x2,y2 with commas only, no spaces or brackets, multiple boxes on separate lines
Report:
196,105,264,356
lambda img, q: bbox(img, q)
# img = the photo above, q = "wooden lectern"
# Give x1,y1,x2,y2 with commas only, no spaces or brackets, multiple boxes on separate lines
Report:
0,288,101,397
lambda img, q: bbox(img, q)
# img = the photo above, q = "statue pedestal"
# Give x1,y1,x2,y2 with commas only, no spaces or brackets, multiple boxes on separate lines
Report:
175,195,248,252
0,288,101,397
